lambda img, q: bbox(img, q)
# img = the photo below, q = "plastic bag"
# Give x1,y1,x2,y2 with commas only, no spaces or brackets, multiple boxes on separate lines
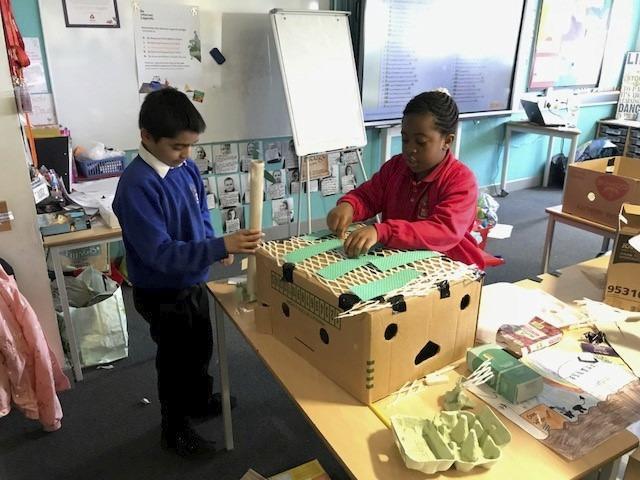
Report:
75,141,125,161
55,267,128,367
476,193,499,229
576,138,619,162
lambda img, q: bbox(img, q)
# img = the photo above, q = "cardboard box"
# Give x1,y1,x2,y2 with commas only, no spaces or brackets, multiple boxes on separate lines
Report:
239,459,330,480
605,203,640,311
255,244,482,404
562,156,640,228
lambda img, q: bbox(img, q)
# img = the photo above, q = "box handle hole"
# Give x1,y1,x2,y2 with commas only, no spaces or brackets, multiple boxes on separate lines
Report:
319,328,329,344
281,302,290,317
414,341,440,365
460,294,471,310
384,323,398,340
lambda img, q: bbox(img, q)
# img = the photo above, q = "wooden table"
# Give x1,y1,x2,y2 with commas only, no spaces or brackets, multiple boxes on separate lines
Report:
43,220,122,381
207,258,638,479
541,205,617,274
501,121,581,195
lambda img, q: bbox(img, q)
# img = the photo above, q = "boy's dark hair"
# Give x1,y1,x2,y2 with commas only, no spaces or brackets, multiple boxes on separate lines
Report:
403,91,459,136
139,88,206,140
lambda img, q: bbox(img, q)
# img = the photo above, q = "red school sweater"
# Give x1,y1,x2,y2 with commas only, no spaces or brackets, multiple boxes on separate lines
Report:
339,150,485,269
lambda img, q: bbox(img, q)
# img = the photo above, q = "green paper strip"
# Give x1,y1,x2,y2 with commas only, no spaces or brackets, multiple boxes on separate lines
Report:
316,257,371,280
350,269,422,301
284,238,343,263
368,251,439,272
300,229,334,241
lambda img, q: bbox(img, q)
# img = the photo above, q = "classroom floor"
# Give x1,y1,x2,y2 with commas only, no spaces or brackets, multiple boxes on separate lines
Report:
0,186,615,480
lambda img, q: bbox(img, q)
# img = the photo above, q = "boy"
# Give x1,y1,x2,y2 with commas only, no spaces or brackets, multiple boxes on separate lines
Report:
327,90,484,268
113,88,262,457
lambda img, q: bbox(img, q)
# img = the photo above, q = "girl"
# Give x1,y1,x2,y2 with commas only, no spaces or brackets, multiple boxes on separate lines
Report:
327,90,484,268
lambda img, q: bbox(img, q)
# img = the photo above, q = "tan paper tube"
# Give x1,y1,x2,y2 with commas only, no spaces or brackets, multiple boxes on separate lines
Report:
247,160,264,300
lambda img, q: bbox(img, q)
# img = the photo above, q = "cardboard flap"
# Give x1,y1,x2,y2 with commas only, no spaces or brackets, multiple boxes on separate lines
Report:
616,157,640,179
620,203,640,230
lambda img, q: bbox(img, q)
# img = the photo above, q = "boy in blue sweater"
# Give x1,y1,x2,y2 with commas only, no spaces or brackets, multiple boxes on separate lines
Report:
113,89,262,457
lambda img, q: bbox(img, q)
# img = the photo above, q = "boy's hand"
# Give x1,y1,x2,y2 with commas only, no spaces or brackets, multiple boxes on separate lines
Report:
223,229,263,254
327,202,354,239
344,226,378,258
220,254,234,266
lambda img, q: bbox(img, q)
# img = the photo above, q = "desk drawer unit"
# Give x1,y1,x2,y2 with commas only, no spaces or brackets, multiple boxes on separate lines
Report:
255,236,483,404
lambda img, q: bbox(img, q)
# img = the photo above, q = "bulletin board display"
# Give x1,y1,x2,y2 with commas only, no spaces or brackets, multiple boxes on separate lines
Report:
528,0,613,90
38,0,329,151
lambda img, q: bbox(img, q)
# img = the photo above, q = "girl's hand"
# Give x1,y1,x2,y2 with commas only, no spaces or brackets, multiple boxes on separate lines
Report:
220,254,234,266
327,202,354,239
344,226,378,258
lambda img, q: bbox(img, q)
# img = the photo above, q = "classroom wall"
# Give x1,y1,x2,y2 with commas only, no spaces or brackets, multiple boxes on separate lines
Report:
0,30,64,364
12,0,640,198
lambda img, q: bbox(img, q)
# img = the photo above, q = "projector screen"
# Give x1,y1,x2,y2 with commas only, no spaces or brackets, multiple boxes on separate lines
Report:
360,0,525,122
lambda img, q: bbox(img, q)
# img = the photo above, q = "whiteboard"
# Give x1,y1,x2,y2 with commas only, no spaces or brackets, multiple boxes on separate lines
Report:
38,0,329,151
270,10,367,156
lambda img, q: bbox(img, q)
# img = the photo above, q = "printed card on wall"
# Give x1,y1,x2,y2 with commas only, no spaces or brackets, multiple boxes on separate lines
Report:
240,140,262,172
616,52,640,121
240,172,265,204
264,141,283,168
300,153,330,182
193,145,212,173
212,143,239,174
203,176,218,210
321,165,339,196
272,198,294,226
305,180,319,193
288,168,300,194
342,150,359,165
282,139,298,169
267,169,286,200
328,152,340,168
217,174,241,208
222,206,243,233
341,164,357,193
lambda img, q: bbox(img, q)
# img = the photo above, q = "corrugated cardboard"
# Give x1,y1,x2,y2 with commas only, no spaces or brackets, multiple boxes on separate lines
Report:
562,156,640,228
605,203,640,311
255,249,482,404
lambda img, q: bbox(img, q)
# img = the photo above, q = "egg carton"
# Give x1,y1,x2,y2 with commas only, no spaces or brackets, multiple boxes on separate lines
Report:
390,407,511,474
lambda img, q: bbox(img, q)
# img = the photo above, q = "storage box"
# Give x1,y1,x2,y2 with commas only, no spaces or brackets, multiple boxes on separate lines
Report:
255,237,483,404
605,203,640,311
562,156,640,228
467,344,543,404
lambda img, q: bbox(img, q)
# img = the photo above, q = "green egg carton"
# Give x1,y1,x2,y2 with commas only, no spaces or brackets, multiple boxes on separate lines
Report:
390,407,511,474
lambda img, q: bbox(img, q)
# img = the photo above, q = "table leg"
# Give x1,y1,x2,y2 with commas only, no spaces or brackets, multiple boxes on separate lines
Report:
599,237,610,256
51,247,83,381
565,136,579,193
543,136,555,187
500,126,512,196
541,215,556,274
213,299,234,450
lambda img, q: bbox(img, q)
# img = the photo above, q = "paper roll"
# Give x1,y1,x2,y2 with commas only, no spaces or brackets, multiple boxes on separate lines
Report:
247,160,264,300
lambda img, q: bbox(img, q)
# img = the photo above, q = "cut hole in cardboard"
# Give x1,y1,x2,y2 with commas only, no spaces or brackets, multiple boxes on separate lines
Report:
384,323,398,340
319,328,329,344
281,302,290,317
587,192,596,202
414,341,440,365
460,294,471,310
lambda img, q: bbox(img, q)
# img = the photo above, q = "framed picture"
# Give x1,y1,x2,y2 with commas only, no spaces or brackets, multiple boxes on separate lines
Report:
62,0,120,28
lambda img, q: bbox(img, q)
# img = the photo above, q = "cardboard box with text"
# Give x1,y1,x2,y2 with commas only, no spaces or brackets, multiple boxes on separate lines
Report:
605,203,640,311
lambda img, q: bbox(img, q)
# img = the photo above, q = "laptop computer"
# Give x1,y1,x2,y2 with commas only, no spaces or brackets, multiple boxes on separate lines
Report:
521,99,567,127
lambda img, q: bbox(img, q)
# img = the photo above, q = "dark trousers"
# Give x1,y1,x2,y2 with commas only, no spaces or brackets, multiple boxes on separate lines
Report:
133,283,213,433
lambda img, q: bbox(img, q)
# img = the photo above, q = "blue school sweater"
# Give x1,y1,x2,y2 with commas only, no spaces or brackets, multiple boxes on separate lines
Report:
113,154,227,289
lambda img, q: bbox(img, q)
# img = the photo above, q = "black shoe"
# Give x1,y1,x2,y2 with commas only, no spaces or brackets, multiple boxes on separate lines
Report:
161,427,217,457
189,393,237,420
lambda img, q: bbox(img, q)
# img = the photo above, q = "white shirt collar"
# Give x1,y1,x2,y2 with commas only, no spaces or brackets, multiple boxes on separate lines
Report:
138,143,185,179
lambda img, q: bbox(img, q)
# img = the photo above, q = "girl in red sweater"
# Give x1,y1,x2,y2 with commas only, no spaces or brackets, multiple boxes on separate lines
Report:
327,90,484,268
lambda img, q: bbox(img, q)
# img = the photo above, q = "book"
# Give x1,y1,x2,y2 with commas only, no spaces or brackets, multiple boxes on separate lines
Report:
496,317,563,356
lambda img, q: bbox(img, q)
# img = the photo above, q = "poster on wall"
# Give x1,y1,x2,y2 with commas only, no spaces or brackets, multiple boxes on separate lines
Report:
616,52,640,121
62,0,120,28
529,0,613,89
134,3,203,97
23,38,47,93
